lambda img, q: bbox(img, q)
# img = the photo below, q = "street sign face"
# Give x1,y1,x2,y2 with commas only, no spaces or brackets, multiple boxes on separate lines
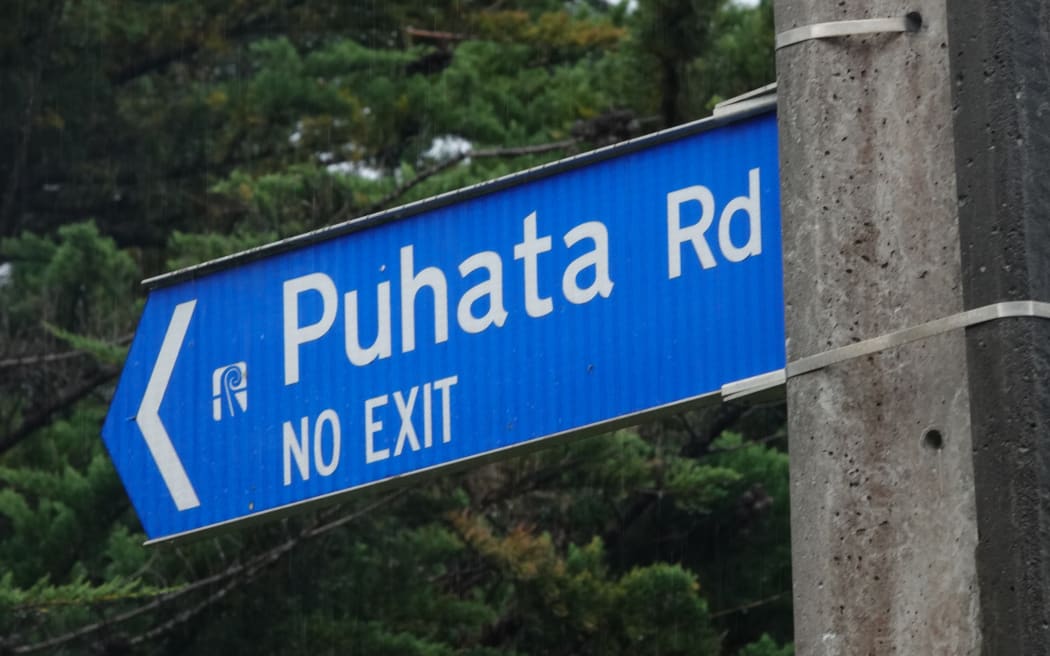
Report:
103,109,784,542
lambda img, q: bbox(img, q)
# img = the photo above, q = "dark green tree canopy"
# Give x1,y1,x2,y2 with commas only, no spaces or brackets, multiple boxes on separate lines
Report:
0,2,788,654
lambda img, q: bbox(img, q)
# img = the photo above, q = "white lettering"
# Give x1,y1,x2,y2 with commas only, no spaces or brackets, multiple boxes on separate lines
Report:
457,251,508,333
718,168,763,263
400,246,449,353
365,394,390,463
393,387,420,456
513,212,553,318
562,221,614,304
364,376,457,464
423,382,433,448
433,375,458,443
313,408,341,477
283,273,338,385
667,186,716,278
344,282,392,366
283,410,342,484
282,416,310,485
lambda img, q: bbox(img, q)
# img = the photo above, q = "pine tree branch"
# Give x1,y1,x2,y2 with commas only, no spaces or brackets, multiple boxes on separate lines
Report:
601,405,750,554
12,491,403,653
13,545,278,654
108,5,305,86
0,1,63,237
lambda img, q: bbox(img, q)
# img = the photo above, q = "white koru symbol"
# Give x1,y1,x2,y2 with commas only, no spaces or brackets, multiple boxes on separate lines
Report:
212,362,247,421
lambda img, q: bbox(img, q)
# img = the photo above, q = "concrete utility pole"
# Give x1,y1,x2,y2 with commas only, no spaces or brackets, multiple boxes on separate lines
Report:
948,2,1050,652
775,0,1049,653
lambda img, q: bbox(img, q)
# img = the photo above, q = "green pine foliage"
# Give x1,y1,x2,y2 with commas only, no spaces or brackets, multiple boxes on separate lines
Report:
0,1,787,653
738,633,794,656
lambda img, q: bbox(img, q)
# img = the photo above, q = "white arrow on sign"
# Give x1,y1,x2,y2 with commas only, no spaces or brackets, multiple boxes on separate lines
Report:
136,300,201,511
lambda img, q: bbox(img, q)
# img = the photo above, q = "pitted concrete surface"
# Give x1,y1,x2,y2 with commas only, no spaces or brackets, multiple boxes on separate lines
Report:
786,335,980,655
775,0,982,653
776,1,963,360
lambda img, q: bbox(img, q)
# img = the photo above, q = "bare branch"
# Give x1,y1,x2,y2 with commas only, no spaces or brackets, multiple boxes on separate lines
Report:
0,349,90,369
12,548,258,653
364,155,467,216
304,488,408,537
125,564,251,647
708,432,786,455
350,138,579,219
471,139,580,159
476,457,582,508
404,26,470,43
0,367,119,456
680,404,750,458
709,592,789,619
108,46,203,86
0,334,132,371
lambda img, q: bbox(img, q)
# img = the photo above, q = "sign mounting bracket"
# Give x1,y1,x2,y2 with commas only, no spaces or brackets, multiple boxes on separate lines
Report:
775,15,922,51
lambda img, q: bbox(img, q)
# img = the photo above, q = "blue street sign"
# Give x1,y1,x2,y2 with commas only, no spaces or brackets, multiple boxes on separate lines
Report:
103,107,784,542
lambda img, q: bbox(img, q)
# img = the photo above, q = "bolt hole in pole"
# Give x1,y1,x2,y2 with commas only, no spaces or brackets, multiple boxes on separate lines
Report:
922,428,945,450
905,11,923,31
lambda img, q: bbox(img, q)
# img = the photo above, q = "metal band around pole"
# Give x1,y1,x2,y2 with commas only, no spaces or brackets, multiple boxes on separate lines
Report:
790,300,1050,378
776,16,919,50
721,300,1050,400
